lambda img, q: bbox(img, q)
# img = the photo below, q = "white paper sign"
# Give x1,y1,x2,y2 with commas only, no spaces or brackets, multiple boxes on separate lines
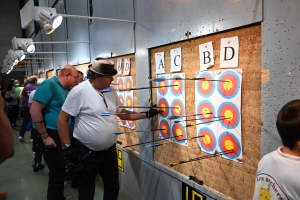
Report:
220,36,239,68
170,48,182,72
199,41,214,71
117,58,122,75
155,52,165,74
123,58,130,75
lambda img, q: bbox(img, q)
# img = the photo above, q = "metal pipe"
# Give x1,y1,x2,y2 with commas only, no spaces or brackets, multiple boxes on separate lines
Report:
24,52,68,54
58,14,136,23
33,41,90,44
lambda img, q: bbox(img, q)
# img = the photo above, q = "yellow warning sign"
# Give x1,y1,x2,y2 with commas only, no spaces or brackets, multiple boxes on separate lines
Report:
116,147,124,172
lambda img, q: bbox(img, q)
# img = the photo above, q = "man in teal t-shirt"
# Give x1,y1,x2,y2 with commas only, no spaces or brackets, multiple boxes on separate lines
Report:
30,65,78,200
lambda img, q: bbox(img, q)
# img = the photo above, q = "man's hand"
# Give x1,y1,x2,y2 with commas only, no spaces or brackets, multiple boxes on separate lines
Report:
145,105,161,118
43,136,57,148
63,145,80,163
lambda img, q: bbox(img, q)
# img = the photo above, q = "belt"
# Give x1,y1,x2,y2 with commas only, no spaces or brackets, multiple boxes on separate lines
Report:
74,139,115,153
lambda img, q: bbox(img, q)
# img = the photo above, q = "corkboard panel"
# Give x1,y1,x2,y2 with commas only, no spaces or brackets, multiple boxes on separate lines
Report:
75,64,90,75
150,24,261,200
46,70,54,78
109,55,140,153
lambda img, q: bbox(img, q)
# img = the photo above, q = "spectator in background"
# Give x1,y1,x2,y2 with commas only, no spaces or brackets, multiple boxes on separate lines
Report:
18,76,38,142
253,99,300,200
5,84,19,129
77,70,84,84
0,96,14,164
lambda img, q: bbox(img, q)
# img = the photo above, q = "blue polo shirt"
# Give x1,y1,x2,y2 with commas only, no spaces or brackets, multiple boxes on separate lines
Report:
33,76,69,130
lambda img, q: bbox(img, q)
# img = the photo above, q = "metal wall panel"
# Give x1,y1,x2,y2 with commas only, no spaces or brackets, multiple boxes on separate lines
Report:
52,0,67,71
40,31,54,73
89,0,135,59
65,0,90,65
261,0,300,156
31,32,43,76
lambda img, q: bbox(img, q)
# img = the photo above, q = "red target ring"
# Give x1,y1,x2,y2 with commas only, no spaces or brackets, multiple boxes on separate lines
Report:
217,71,240,99
217,102,240,129
125,95,133,107
218,132,241,159
172,123,186,141
197,101,215,124
125,78,133,90
171,99,185,117
157,98,169,117
170,79,183,96
127,120,135,128
197,72,215,97
120,120,126,126
118,95,124,105
159,120,170,138
117,78,124,89
198,127,217,152
157,78,169,96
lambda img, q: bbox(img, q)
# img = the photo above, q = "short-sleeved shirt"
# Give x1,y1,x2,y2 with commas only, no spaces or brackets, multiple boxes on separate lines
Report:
5,91,18,106
61,80,122,151
33,76,69,130
22,84,37,107
14,87,22,98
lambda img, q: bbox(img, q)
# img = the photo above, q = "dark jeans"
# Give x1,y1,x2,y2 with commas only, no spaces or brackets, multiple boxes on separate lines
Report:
19,106,31,138
38,129,65,200
6,105,18,125
76,143,119,200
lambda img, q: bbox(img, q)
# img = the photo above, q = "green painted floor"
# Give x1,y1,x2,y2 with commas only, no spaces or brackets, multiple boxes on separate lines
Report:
0,121,131,200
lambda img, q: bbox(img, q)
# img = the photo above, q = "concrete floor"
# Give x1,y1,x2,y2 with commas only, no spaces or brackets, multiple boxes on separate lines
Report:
0,121,131,200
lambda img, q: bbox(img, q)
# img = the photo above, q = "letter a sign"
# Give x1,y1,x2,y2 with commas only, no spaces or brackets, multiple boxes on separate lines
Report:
155,52,165,74
220,36,239,68
199,41,214,71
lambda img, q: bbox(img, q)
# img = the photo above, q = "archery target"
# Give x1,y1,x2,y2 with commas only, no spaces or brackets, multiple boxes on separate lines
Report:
171,76,184,96
196,100,216,125
127,120,135,129
125,77,133,92
218,132,241,159
171,99,185,117
158,98,169,117
217,71,240,99
120,119,127,126
159,120,171,138
118,78,124,89
197,127,217,152
118,95,124,105
157,76,169,96
217,102,240,129
196,72,215,97
125,95,133,107
172,123,186,143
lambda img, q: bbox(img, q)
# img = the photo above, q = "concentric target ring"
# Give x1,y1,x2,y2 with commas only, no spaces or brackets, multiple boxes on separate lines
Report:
159,119,170,138
171,123,186,143
170,75,184,96
127,120,135,129
218,131,241,159
197,127,217,152
158,98,169,117
171,99,185,117
125,95,133,107
157,76,169,96
196,72,215,97
125,77,133,93
118,95,124,105
217,71,240,99
217,102,240,129
196,100,216,125
117,78,124,89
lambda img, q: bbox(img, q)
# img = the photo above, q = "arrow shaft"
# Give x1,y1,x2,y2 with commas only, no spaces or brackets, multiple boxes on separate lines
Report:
119,84,178,91
118,106,178,109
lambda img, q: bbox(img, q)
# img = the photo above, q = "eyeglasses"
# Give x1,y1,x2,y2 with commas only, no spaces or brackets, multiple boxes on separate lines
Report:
69,73,78,79
99,93,108,108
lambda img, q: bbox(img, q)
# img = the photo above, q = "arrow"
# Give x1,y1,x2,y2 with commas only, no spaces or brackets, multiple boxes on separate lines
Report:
123,134,204,148
117,106,179,109
173,116,224,123
101,84,179,93
168,149,235,167
114,129,166,135
150,77,205,82
101,111,144,116
183,117,230,127
167,112,213,120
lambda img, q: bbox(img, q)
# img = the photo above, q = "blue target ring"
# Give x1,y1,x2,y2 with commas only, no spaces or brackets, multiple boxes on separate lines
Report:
171,122,186,144
218,131,241,159
217,71,241,99
217,102,240,129
196,72,215,98
170,75,184,97
197,127,217,152
158,98,170,117
157,75,169,96
196,100,216,125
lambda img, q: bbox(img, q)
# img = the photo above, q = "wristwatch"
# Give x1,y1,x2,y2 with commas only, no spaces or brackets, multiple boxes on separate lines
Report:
62,143,71,150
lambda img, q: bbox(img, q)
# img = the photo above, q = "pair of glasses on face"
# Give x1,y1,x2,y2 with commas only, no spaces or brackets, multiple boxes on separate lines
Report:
68,73,79,79
99,93,108,108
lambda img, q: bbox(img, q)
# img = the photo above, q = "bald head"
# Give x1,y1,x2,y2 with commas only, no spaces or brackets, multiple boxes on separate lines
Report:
57,65,78,88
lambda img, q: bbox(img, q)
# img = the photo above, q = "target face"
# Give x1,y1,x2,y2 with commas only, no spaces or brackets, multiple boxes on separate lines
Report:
196,100,216,125
217,71,240,99
125,95,133,107
118,95,124,105
127,120,135,128
125,78,133,92
117,78,124,89
171,76,184,96
172,123,186,142
159,120,170,138
217,102,240,129
158,98,169,117
171,99,185,117
196,72,215,97
218,132,241,159
197,127,217,152
120,119,126,126
157,76,169,96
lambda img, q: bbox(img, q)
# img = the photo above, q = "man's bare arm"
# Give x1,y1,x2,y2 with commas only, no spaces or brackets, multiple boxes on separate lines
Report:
57,110,72,144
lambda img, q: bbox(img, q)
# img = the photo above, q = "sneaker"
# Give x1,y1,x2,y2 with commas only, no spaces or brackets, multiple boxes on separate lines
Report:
33,164,45,172
18,136,24,142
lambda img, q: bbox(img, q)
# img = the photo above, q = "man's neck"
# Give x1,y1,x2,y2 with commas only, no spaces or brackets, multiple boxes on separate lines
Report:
281,146,300,157
90,80,104,91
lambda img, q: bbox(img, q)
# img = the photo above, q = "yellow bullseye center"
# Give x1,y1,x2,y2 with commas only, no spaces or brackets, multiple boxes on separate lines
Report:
224,110,233,121
225,140,233,150
175,129,183,136
223,79,233,90
127,100,131,106
161,104,166,112
162,125,167,133
160,82,166,91
201,80,209,90
126,82,130,88
174,81,180,90
120,99,123,104
203,135,211,144
175,105,181,114
202,107,210,118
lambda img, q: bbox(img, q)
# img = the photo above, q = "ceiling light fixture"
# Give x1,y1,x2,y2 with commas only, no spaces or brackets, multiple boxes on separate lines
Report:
12,37,35,53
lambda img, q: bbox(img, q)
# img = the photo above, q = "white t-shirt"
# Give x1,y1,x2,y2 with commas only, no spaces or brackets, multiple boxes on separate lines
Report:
253,147,300,200
28,90,36,104
61,80,122,151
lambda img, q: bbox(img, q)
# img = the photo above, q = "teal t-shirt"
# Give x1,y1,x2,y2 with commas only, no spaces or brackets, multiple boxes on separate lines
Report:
33,76,69,130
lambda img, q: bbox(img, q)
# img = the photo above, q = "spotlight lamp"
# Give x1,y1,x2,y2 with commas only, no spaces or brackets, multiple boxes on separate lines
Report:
20,1,63,35
12,37,35,53
14,50,26,61
8,49,20,64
